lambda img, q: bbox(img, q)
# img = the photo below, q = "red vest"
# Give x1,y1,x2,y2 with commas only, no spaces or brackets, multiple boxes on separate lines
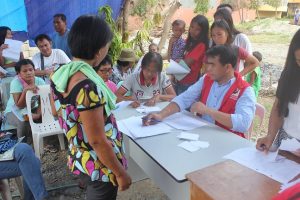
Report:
200,72,250,138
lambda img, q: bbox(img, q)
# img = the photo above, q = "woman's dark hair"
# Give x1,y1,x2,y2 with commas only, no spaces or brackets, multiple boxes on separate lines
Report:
214,9,240,36
211,19,233,46
34,34,52,46
217,3,233,11
141,52,163,72
15,59,35,73
117,60,130,68
68,15,113,60
185,15,209,52
94,55,113,72
276,29,300,117
0,26,11,45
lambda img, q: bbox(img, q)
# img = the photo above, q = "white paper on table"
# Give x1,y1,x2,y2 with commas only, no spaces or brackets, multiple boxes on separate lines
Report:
0,66,8,75
177,132,199,141
114,101,133,111
116,120,136,139
166,60,190,74
280,178,300,192
136,105,161,114
163,111,207,131
279,138,300,152
120,116,172,138
2,39,23,62
178,141,200,152
224,147,300,184
189,141,210,148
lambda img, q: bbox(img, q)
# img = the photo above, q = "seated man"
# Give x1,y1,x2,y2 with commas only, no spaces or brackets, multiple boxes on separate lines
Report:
32,34,70,79
143,45,256,138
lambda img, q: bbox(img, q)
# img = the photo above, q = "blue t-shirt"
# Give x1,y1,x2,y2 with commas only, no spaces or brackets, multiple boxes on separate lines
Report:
52,30,72,59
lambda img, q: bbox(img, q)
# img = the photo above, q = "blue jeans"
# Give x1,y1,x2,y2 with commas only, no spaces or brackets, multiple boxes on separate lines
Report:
0,143,48,200
175,82,192,95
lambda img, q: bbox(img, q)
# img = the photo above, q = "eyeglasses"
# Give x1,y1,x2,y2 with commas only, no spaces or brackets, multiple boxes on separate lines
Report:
98,68,113,73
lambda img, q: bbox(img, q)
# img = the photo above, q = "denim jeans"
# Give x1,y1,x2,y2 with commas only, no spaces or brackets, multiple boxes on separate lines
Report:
175,82,192,95
0,143,48,200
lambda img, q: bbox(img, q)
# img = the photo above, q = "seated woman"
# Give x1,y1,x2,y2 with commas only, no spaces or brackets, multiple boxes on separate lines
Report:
116,52,176,108
256,29,300,156
0,140,48,200
3,59,45,139
94,55,117,93
110,48,136,85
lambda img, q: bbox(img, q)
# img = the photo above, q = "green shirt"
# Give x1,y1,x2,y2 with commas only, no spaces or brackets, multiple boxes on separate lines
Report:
246,66,261,97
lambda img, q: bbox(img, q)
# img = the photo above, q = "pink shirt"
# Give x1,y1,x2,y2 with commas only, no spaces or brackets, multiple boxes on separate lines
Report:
106,80,117,93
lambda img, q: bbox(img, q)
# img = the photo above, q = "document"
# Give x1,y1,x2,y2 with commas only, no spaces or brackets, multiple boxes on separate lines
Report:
120,116,172,138
279,138,300,153
163,111,207,131
166,60,190,74
280,178,300,192
136,105,161,114
114,101,133,111
178,140,209,152
2,39,23,62
224,147,300,184
116,120,136,139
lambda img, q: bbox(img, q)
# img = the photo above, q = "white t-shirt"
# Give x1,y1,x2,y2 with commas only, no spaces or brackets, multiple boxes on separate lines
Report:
121,72,172,101
283,101,300,140
32,49,71,70
233,33,252,72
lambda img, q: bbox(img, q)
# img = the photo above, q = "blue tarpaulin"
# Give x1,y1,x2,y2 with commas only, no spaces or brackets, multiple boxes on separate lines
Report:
0,0,124,44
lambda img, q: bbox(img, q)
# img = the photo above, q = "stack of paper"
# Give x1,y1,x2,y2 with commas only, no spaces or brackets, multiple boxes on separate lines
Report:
117,116,172,138
163,112,207,131
166,60,190,81
224,147,300,184
2,39,23,62
136,105,161,114
178,140,210,152
279,138,300,153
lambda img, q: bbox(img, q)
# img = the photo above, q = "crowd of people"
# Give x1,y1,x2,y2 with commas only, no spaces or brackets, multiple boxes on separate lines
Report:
0,3,299,200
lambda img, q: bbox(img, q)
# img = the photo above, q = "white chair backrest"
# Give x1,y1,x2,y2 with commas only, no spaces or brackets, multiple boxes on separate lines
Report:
26,85,54,125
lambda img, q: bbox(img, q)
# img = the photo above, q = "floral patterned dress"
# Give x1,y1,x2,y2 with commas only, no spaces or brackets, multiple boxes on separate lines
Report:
51,79,127,185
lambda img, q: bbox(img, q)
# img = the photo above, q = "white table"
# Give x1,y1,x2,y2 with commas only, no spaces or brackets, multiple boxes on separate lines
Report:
113,102,253,200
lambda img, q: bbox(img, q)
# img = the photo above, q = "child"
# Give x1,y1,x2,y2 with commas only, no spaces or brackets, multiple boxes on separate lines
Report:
167,19,186,61
94,55,117,93
116,52,176,108
148,43,159,53
246,51,262,98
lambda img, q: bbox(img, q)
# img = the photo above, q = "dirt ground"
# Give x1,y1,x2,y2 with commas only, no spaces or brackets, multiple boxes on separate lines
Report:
6,19,297,200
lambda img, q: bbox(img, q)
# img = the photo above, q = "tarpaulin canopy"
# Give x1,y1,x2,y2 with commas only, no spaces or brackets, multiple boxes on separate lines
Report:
0,0,124,44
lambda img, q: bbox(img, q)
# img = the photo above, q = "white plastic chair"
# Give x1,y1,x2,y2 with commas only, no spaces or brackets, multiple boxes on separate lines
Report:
247,103,266,140
26,85,65,158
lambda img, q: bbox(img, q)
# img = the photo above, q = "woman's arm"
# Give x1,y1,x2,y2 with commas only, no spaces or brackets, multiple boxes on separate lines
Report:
256,98,284,152
13,85,38,108
115,86,139,108
240,54,259,77
80,106,131,190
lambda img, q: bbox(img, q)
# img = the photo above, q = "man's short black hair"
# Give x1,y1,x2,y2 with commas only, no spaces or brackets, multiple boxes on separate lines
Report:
34,34,52,46
206,45,237,69
217,3,233,11
68,15,113,60
15,59,35,73
54,13,66,22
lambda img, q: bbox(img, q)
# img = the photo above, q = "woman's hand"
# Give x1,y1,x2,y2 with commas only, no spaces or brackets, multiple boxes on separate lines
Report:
130,100,140,108
24,85,39,94
116,171,132,191
256,135,274,153
144,95,160,107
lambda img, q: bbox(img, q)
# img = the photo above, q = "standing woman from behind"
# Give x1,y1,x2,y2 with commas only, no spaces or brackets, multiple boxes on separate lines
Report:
175,15,209,95
50,15,131,200
256,29,300,156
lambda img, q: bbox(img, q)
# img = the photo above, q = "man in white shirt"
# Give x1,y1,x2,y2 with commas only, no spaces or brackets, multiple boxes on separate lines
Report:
32,34,70,77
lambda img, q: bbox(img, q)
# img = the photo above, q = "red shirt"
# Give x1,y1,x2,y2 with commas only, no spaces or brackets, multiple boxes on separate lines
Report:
179,43,206,85
272,183,300,200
